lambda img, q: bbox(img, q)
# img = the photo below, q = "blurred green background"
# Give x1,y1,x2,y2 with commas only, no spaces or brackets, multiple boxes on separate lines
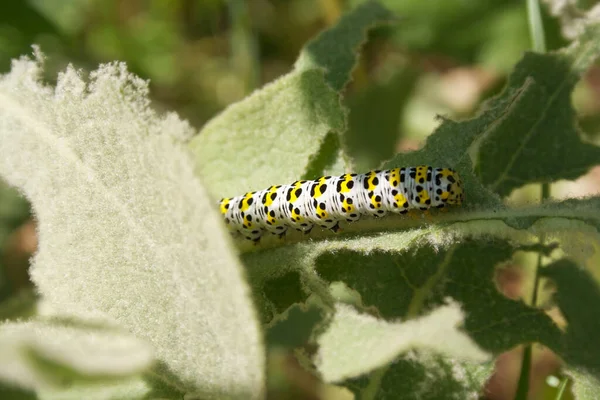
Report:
1,1,598,399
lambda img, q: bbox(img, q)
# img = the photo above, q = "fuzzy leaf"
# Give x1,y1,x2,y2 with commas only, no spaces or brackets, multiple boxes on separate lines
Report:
344,352,493,400
476,24,600,197
315,302,488,383
37,369,184,400
245,238,572,384
37,378,152,400
241,195,600,257
189,1,395,197
380,71,535,208
566,368,600,400
0,320,153,391
0,51,264,399
541,259,600,377
295,0,396,91
189,68,345,197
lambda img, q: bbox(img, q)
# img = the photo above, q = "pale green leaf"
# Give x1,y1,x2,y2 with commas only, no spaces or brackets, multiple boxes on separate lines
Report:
37,368,185,400
241,196,600,257
189,1,395,197
315,302,488,383
0,50,264,399
189,68,345,196
38,377,151,400
0,320,152,391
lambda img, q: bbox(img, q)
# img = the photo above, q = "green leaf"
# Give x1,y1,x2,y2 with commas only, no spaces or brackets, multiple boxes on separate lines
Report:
0,320,153,391
302,131,348,180
241,195,600,256
245,237,572,386
0,50,264,399
246,238,559,371
37,367,187,399
189,68,346,196
189,1,395,197
541,259,600,377
315,241,563,352
380,70,536,208
295,0,396,91
37,377,152,400
315,302,488,383
345,352,493,400
476,24,600,197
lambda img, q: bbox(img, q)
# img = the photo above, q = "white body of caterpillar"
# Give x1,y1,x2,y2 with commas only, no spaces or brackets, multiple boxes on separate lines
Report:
219,166,464,241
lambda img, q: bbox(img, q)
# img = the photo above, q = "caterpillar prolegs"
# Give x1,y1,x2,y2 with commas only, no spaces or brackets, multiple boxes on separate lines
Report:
219,166,464,242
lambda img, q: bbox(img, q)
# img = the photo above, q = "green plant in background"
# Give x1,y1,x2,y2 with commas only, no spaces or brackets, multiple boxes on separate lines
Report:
1,1,600,400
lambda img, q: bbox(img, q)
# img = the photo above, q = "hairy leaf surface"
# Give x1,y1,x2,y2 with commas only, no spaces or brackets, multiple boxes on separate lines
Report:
0,51,263,399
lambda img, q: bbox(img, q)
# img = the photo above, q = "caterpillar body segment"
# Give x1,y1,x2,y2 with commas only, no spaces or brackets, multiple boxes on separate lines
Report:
219,166,464,242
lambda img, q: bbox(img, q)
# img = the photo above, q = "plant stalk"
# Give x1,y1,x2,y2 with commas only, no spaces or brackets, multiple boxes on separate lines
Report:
515,2,547,398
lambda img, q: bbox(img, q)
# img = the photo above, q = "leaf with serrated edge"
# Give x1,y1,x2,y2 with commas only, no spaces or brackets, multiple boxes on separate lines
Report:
190,68,345,197
295,1,396,91
190,1,395,197
0,321,152,391
315,302,488,383
541,259,600,376
477,24,600,197
0,50,263,399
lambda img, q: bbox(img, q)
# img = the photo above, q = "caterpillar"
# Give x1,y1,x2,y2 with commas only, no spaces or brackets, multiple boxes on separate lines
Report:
219,166,464,242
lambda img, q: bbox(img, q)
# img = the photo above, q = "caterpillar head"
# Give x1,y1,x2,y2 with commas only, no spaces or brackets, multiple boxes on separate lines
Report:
432,168,464,207
445,171,464,206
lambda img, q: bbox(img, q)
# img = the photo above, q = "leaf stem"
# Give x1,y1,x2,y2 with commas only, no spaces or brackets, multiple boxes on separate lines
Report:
514,183,550,400
514,345,532,400
515,4,547,399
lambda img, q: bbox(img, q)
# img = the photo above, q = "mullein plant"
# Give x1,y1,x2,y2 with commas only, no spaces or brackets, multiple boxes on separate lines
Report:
1,2,600,399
